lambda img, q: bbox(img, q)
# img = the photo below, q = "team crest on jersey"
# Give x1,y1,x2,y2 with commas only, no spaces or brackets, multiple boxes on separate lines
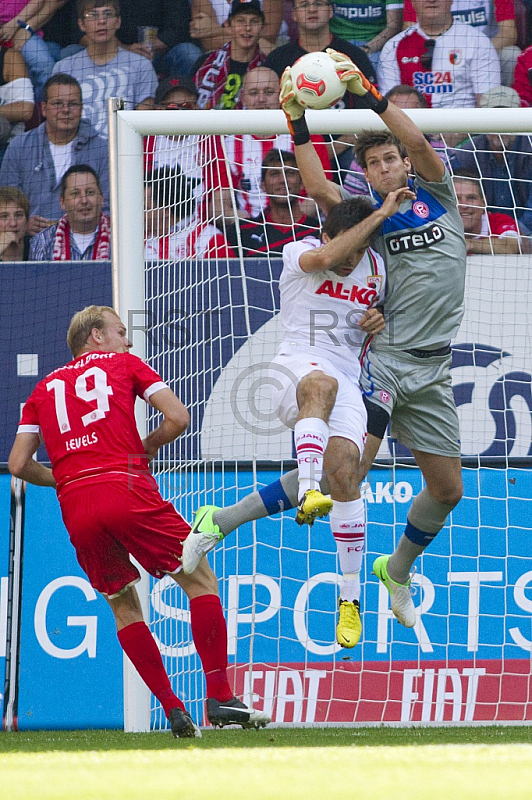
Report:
449,50,462,65
380,390,391,404
412,200,430,219
367,275,383,291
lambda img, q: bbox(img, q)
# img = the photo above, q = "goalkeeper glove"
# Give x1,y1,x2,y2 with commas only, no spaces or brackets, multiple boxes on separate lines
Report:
279,67,310,145
326,48,388,114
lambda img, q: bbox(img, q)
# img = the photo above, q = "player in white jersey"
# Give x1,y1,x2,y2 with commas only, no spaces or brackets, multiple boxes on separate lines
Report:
183,190,413,649
277,49,467,631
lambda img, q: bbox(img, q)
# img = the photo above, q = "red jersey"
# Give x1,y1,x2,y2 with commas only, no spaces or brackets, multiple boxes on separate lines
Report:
18,351,167,493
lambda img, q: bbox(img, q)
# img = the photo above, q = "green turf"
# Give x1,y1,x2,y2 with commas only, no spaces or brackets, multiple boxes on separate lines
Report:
1,728,531,800
1,725,531,751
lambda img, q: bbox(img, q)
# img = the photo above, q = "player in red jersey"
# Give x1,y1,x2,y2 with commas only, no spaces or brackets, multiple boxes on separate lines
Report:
8,305,270,736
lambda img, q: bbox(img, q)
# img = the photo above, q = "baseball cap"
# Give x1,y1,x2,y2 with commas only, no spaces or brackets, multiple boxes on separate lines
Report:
228,0,265,21
155,76,199,105
478,86,521,109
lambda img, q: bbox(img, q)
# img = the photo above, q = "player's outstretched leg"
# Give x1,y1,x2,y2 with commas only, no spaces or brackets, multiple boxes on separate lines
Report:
336,598,362,648
181,505,224,574
168,707,202,738
207,697,271,729
295,488,333,525
372,554,416,628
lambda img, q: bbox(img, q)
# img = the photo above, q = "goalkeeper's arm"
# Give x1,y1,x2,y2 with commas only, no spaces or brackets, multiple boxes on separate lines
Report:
326,48,444,184
279,68,343,215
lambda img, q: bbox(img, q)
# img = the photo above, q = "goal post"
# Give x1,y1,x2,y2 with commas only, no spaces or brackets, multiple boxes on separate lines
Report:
109,104,532,732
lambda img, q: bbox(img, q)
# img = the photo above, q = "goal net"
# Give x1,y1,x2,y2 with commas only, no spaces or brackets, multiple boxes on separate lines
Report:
109,106,532,731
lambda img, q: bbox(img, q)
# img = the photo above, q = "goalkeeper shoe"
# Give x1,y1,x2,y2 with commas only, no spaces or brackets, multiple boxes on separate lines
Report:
207,697,271,729
295,489,333,526
168,707,202,739
336,598,362,648
372,555,416,628
181,505,224,574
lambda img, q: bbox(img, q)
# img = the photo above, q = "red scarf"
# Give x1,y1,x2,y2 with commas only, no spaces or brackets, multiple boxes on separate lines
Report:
52,212,111,260
195,42,265,109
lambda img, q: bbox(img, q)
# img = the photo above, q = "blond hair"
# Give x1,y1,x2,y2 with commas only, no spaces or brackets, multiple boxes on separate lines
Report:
0,186,29,219
67,305,117,356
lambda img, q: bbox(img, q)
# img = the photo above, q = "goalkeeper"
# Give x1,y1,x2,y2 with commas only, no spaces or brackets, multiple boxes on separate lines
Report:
183,53,467,634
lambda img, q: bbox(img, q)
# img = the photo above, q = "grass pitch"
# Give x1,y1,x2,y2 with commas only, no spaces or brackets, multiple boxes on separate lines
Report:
1,727,531,800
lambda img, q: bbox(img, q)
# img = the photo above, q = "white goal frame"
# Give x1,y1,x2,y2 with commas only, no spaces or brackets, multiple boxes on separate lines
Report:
108,103,532,733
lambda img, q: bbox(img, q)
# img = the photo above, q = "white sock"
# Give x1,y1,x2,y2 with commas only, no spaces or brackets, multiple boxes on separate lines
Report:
294,417,329,501
330,498,365,602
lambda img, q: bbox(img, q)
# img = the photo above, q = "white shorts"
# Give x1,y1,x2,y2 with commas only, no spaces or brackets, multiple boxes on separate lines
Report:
268,346,367,453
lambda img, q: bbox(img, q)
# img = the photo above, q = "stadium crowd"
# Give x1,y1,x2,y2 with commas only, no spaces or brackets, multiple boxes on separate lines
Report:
0,0,531,258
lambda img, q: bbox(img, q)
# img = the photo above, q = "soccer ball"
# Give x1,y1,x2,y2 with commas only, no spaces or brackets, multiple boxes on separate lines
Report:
291,51,346,110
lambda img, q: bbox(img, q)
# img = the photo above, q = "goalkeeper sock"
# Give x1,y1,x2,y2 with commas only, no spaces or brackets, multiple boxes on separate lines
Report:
214,469,331,535
190,594,233,702
117,621,185,717
387,488,457,582
214,471,299,535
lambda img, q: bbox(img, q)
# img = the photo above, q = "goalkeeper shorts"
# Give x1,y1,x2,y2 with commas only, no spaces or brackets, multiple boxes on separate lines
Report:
360,347,461,458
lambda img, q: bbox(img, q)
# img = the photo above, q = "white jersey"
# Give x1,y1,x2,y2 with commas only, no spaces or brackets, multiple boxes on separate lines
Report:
378,21,500,108
278,238,386,380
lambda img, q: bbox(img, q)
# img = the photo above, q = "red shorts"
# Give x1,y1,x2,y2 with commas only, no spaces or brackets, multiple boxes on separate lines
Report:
59,473,191,598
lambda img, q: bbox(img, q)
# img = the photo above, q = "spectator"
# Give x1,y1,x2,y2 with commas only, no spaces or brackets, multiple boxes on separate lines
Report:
0,1,66,102
52,0,157,137
144,76,232,223
450,85,532,232
29,164,110,259
190,0,285,58
264,0,376,109
194,0,267,109
107,0,198,78
512,44,532,106
402,0,519,87
0,40,34,151
343,83,450,197
217,66,331,219
0,185,31,261
0,73,109,237
378,0,500,107
238,63,278,108
329,0,403,68
227,149,320,256
453,169,521,254
144,76,201,180
2,1,197,91
144,167,235,260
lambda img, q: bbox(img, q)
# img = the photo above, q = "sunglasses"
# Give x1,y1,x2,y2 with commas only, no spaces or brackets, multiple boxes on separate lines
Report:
161,101,197,110
420,39,436,71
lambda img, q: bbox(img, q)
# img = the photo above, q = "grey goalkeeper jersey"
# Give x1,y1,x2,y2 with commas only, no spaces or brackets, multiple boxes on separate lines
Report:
342,169,466,352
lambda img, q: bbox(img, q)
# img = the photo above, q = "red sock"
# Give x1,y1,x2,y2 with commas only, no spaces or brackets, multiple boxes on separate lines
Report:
117,621,184,717
190,594,233,702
